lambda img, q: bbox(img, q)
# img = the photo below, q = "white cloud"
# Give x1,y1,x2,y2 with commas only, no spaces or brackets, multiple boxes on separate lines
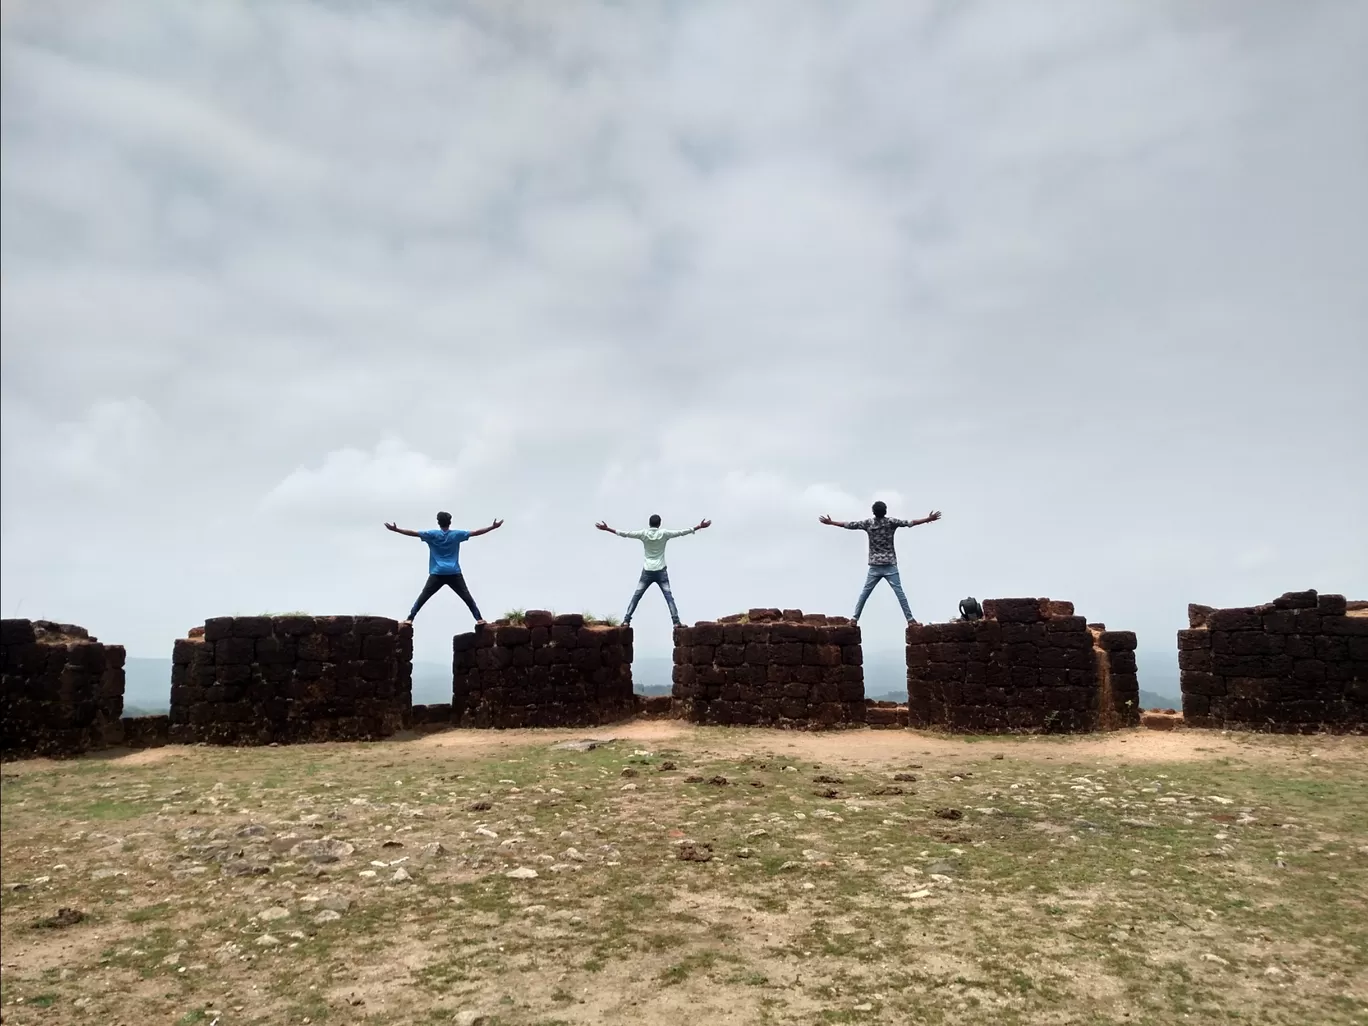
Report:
2,0,1365,668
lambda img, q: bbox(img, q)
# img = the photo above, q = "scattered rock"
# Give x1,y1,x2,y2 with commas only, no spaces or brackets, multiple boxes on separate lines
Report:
506,867,538,880
452,1011,488,1026
221,861,270,878
475,827,498,839
660,762,677,772
32,907,86,929
708,776,730,786
905,888,932,899
677,842,714,863
391,868,412,884
748,781,765,788
254,934,281,948
684,776,705,784
381,840,404,849
620,768,639,778
257,907,290,922
317,895,352,913
550,739,614,752
236,825,268,838
1200,953,1229,966
90,869,127,880
870,786,905,796
933,808,964,821
815,788,840,799
736,848,755,859
467,801,492,812
893,773,917,782
288,839,354,862
313,910,342,925
1119,818,1159,829
927,860,956,876
813,775,844,784
420,843,449,858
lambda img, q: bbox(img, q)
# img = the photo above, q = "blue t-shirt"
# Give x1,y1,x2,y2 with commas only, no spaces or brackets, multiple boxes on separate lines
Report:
419,529,470,575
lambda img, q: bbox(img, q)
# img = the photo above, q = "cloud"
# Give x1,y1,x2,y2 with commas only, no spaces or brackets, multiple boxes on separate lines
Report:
1,0,1365,670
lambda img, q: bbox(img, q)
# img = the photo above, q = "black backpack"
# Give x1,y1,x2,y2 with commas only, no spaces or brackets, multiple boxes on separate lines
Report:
958,597,983,621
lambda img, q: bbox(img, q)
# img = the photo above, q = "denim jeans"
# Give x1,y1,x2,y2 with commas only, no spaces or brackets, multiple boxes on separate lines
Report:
624,568,680,624
853,564,914,621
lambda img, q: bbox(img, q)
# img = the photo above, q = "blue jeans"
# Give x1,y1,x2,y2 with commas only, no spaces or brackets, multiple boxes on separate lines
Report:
853,564,914,621
624,569,680,624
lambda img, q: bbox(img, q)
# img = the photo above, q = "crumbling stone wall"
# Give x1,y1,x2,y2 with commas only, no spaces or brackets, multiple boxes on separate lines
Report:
170,615,412,745
672,608,865,729
866,700,909,729
906,598,1139,733
452,611,635,728
1180,590,1367,733
1,619,125,759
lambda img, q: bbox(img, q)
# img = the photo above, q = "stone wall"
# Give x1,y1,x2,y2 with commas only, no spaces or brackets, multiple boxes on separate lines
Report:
866,700,909,729
451,611,635,728
671,608,865,729
1179,590,1367,733
1,620,125,759
906,598,1139,733
170,615,412,745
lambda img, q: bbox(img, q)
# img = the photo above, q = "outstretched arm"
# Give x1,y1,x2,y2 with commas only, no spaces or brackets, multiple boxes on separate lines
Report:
661,518,711,540
384,522,421,538
467,518,504,539
595,521,616,534
818,514,848,528
909,510,943,527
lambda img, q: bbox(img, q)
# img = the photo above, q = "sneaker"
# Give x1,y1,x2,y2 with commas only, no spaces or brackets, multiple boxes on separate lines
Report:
400,619,413,626
622,619,631,627
474,619,487,629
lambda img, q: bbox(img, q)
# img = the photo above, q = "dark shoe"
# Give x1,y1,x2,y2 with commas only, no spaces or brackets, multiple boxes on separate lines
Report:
672,621,683,628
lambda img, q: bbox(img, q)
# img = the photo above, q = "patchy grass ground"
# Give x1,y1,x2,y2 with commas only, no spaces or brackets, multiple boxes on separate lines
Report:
2,723,1366,1025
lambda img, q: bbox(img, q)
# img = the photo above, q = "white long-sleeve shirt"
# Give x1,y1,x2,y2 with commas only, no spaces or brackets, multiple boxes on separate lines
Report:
616,526,696,571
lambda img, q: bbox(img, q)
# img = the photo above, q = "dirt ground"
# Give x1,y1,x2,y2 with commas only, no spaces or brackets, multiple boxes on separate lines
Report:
3,724,1366,1025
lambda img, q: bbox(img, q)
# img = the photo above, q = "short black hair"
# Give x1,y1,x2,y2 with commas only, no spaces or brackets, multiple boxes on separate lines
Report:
649,513,662,528
871,501,887,518
436,511,452,527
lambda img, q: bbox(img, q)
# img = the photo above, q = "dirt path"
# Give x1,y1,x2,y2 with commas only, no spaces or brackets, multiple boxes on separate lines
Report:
5,722,1362,778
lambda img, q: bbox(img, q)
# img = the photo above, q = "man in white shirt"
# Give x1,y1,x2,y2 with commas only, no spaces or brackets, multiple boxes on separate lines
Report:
595,513,711,626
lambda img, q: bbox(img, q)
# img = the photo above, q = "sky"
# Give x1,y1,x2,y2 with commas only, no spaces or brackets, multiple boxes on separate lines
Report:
2,0,1366,673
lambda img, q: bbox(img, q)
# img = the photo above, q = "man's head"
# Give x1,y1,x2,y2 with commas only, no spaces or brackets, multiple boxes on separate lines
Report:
871,501,887,518
649,514,662,528
436,511,452,529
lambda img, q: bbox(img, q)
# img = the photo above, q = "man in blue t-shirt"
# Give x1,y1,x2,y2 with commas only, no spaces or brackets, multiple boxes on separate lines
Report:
385,511,503,625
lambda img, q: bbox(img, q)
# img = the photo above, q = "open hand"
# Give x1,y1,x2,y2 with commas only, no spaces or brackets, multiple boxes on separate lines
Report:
595,521,613,533
384,521,399,533
490,518,504,530
818,514,835,526
696,518,712,531
926,510,943,523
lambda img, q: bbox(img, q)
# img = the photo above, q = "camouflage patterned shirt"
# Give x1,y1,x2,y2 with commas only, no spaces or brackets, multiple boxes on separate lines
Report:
844,517,913,565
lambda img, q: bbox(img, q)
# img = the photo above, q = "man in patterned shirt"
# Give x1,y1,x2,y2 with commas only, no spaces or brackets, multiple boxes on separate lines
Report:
819,501,942,623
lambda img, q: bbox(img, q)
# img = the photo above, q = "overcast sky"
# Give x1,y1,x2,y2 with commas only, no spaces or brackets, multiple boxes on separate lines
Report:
2,0,1365,671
